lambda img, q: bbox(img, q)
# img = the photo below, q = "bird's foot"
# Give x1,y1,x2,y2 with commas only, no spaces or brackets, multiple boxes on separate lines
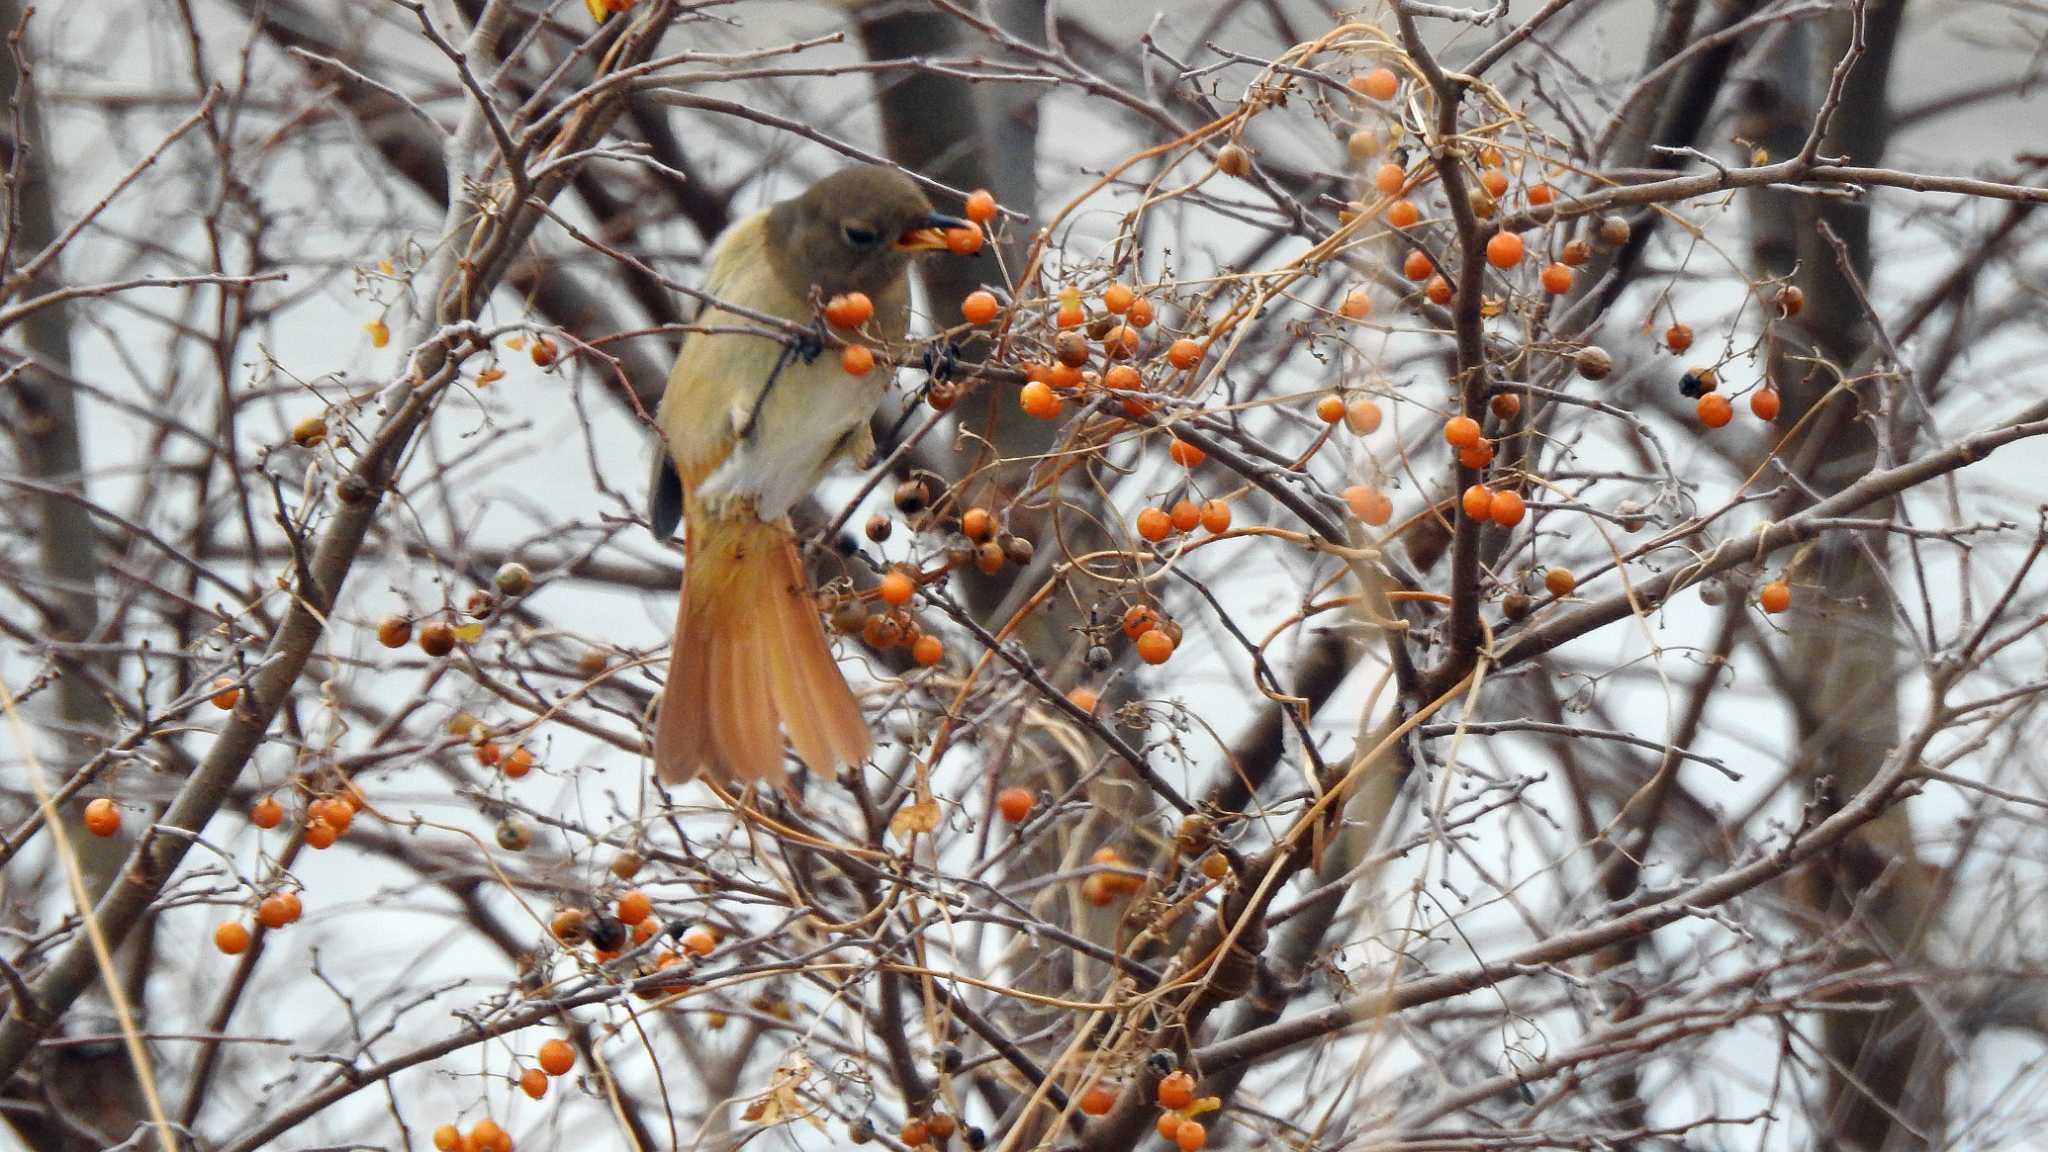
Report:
921,339,963,381
795,319,829,366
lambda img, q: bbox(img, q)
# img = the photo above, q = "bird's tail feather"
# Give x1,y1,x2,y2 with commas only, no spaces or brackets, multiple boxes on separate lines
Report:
655,513,869,789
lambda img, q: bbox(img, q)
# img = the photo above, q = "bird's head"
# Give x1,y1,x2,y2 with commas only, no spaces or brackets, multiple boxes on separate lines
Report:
767,165,973,298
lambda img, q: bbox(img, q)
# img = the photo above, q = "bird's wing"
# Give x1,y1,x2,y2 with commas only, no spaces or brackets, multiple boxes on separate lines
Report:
653,212,795,493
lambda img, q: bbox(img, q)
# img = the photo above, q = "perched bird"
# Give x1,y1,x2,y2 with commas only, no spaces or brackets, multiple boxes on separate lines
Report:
650,165,972,790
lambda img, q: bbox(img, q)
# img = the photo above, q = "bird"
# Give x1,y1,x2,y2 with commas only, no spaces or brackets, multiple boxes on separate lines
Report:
649,165,973,790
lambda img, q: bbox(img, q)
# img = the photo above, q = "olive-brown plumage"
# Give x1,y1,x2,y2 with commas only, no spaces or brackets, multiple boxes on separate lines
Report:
650,165,970,790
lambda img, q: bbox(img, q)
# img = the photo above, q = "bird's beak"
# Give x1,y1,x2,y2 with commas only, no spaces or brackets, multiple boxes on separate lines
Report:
895,212,975,252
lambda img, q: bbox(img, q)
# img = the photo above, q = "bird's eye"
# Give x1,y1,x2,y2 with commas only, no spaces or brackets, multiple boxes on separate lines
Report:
841,223,882,250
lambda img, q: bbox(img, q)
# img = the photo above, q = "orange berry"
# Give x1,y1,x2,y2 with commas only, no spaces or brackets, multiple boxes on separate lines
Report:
1048,362,1083,389
1175,1120,1207,1151
476,741,502,767
1103,283,1135,314
1104,364,1141,391
1759,580,1792,614
841,344,876,376
1067,686,1100,713
1479,168,1509,197
418,621,456,657
1403,249,1434,280
210,677,240,710
878,570,916,608
1485,231,1524,269
214,921,251,955
1123,395,1155,419
530,335,559,367
520,1068,548,1100
1697,392,1733,428
551,908,589,944
309,796,353,834
538,1037,576,1076
376,615,411,648
251,795,284,829
926,1115,957,1141
901,1119,930,1147
278,892,303,923
616,889,653,926
1665,322,1694,352
1216,143,1252,177
1386,199,1419,228
1057,302,1085,329
1490,392,1522,421
1374,163,1406,196
83,797,120,837
1345,485,1393,526
1527,183,1555,206
962,508,995,542
257,893,294,930
1167,438,1206,467
1156,1114,1185,1141
1199,501,1231,533
912,634,944,667
434,1125,461,1151
962,290,999,324
1462,485,1495,520
1122,605,1161,639
1169,500,1201,534
1340,289,1373,319
1540,262,1573,294
1457,440,1495,470
945,226,985,256
825,292,874,328
1560,238,1592,266
1200,852,1230,880
1020,380,1063,419
632,918,659,944
964,188,997,224
1750,388,1782,420
1489,489,1526,527
680,925,717,956
1126,297,1155,327
1157,1070,1197,1109
304,819,338,850
1444,416,1483,449
996,787,1034,823
1354,67,1399,100
502,746,535,778
1166,338,1203,369
1136,507,1173,543
1080,1084,1117,1116
1345,397,1383,435
1544,567,1576,597
1136,629,1175,665
470,1120,504,1151
1103,324,1141,359
1424,275,1452,305
1773,285,1806,318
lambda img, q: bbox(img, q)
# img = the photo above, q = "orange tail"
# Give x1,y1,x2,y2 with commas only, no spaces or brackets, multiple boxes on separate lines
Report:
655,513,870,790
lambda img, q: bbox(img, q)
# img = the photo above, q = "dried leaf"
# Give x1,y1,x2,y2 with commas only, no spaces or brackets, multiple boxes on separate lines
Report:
889,798,940,841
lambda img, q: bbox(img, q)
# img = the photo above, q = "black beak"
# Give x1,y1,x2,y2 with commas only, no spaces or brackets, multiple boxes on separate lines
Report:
896,212,977,252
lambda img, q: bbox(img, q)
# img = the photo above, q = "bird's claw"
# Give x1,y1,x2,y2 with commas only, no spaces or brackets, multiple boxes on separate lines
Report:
921,339,962,381
796,320,829,366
